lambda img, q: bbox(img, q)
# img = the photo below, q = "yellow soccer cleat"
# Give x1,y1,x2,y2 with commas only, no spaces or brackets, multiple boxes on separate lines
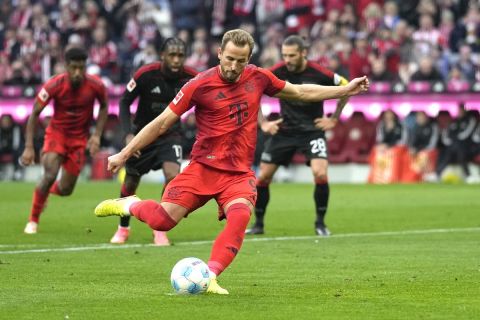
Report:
207,273,229,295
94,195,140,218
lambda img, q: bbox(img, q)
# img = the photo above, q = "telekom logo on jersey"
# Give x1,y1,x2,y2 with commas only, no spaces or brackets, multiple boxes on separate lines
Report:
229,102,248,126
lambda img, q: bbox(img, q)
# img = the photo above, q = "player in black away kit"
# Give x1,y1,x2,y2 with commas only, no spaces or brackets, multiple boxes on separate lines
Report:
246,35,349,236
110,38,197,245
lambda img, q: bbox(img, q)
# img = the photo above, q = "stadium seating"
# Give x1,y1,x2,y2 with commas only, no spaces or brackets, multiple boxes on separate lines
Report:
473,154,480,165
90,150,114,180
337,112,376,163
325,121,347,163
436,110,453,130
291,152,307,164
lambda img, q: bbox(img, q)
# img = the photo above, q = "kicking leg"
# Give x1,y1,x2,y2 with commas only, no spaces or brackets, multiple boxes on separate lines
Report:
95,196,186,229
130,201,186,230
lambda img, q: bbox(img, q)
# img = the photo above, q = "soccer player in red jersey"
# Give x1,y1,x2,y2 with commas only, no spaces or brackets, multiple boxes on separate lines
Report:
21,47,109,234
94,29,369,294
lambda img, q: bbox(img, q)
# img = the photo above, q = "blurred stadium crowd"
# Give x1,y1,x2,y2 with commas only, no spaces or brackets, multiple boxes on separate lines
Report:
1,0,480,182
0,0,477,85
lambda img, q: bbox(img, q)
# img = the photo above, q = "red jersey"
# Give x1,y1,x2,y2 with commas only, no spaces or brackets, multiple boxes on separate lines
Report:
36,73,107,138
169,65,285,172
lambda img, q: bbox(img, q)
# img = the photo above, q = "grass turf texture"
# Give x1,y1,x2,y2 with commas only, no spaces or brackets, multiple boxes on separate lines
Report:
0,182,479,320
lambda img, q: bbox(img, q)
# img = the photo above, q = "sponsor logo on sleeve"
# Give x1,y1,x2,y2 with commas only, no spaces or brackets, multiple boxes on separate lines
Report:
126,79,137,92
38,88,49,102
172,90,184,105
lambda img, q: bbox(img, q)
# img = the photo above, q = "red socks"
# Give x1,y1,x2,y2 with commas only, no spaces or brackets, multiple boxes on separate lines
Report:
208,203,251,276
128,200,251,276
29,188,49,223
29,181,61,222
130,200,177,231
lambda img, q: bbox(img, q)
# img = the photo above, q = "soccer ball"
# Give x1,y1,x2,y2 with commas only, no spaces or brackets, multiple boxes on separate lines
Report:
170,257,210,294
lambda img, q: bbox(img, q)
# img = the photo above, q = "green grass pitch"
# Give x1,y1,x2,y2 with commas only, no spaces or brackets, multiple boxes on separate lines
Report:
1,182,479,320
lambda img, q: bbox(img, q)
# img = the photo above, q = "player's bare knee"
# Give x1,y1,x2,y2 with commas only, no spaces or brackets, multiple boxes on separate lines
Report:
256,176,272,186
314,173,328,184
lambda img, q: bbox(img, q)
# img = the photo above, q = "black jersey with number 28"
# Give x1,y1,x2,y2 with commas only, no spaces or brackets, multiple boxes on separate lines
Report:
270,61,343,133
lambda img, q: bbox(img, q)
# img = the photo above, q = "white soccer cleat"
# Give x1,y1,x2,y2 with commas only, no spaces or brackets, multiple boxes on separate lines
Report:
110,226,130,244
152,230,170,246
94,195,140,217
465,175,480,184
207,273,229,295
24,221,38,234
423,172,439,183
315,226,331,237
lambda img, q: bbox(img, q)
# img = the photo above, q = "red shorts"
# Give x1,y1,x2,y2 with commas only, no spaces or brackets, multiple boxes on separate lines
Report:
162,160,257,220
42,129,87,176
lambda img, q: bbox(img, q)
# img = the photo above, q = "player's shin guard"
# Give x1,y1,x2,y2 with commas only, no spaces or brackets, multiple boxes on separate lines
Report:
130,200,177,231
29,188,49,223
119,184,134,227
254,180,270,227
314,177,329,227
208,203,251,276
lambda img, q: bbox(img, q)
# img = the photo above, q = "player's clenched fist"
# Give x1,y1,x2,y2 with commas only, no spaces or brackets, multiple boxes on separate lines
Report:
345,76,369,96
107,152,127,173
20,147,35,166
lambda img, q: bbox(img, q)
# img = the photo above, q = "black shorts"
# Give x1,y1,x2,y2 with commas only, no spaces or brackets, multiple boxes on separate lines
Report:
260,131,328,166
125,134,183,176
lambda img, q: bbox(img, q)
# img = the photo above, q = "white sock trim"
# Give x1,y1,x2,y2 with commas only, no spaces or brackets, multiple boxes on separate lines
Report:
122,197,138,215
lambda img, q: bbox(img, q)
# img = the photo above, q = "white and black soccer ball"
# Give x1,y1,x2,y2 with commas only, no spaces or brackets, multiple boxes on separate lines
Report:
170,257,210,294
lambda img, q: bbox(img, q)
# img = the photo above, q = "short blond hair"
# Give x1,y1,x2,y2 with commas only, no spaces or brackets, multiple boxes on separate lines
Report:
221,29,255,57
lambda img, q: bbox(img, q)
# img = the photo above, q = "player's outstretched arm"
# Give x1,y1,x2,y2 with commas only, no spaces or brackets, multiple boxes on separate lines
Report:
107,107,179,173
275,76,369,102
20,101,43,166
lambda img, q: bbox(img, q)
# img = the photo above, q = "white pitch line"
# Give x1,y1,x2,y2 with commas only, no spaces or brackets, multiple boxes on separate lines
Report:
1,227,479,255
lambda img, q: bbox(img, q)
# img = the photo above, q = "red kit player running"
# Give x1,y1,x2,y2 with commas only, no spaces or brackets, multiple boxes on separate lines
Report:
22,47,109,234
94,29,369,294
